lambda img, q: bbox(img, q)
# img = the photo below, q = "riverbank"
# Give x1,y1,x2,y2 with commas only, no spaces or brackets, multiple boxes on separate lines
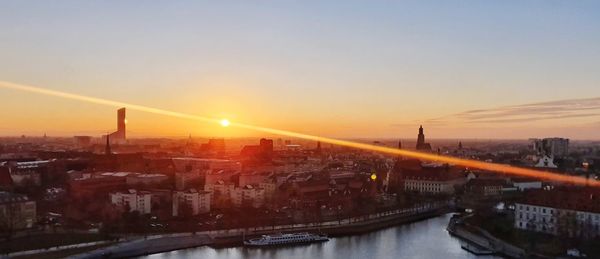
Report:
447,214,525,258
72,203,450,258
144,213,478,259
0,233,118,259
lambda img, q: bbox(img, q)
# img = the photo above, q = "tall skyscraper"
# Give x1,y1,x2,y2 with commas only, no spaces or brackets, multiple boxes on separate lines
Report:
107,107,126,144
117,108,126,139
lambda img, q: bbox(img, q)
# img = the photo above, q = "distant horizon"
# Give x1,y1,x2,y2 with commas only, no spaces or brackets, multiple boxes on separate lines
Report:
1,134,597,142
1,1,599,139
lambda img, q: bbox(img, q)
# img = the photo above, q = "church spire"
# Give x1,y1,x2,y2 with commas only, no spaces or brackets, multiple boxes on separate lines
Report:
397,140,403,161
105,134,112,155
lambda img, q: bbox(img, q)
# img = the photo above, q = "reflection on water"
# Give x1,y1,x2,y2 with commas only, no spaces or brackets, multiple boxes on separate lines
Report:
146,214,500,259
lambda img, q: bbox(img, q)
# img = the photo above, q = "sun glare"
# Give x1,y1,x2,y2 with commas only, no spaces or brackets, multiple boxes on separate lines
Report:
220,119,230,127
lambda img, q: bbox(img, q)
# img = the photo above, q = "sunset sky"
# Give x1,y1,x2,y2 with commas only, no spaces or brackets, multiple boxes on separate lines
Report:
0,1,599,139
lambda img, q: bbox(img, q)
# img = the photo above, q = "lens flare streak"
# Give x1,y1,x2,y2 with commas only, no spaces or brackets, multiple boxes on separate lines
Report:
0,81,596,187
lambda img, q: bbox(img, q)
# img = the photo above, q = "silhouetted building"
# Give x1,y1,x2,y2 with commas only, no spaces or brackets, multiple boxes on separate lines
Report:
260,138,273,153
105,134,112,155
200,138,226,154
0,167,13,191
107,108,126,144
415,125,432,151
396,140,404,161
74,136,92,147
241,138,274,162
316,141,322,154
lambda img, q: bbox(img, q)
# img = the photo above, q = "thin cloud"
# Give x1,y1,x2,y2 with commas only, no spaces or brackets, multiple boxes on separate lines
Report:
392,97,600,127
455,97,600,122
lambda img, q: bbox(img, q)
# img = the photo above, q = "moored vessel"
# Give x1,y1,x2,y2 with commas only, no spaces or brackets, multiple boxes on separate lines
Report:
244,232,329,246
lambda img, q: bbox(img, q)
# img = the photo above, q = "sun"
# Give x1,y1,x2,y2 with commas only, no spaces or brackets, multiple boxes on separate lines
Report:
220,119,230,127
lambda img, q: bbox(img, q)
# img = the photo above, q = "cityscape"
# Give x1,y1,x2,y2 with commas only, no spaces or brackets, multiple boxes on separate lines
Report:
1,1,600,259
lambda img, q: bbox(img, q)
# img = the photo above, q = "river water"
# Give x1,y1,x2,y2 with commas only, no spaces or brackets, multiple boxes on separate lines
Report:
145,214,500,259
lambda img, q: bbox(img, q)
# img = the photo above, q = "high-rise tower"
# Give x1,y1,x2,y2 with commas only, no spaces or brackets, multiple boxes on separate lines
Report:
117,108,126,139
107,108,126,143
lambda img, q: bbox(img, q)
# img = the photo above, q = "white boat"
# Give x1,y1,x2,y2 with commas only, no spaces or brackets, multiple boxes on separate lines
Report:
244,232,329,246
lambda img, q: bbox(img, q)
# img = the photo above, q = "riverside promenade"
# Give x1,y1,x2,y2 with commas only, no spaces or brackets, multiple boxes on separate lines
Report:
72,202,450,258
447,214,525,258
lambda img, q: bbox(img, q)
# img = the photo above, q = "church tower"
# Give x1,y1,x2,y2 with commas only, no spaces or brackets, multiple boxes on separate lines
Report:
416,125,432,151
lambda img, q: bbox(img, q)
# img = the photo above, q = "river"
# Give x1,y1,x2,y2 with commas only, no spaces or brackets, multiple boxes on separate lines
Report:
143,214,500,259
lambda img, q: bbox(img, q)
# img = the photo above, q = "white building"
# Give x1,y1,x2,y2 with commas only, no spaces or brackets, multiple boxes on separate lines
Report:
175,171,201,191
403,169,467,195
110,189,152,214
514,189,600,238
231,185,265,208
204,180,235,198
535,155,558,168
512,178,542,191
0,192,36,229
172,189,211,216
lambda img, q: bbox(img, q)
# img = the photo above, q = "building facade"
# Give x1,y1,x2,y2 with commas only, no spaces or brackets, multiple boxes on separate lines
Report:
231,185,265,208
530,138,569,158
110,189,152,214
402,167,467,195
0,192,36,230
172,189,211,216
514,189,600,238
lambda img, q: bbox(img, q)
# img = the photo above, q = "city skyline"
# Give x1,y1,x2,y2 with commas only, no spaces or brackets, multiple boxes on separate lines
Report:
1,1,599,139
2,2,600,258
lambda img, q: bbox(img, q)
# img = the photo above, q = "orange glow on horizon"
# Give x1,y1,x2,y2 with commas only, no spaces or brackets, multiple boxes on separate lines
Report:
0,80,597,187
